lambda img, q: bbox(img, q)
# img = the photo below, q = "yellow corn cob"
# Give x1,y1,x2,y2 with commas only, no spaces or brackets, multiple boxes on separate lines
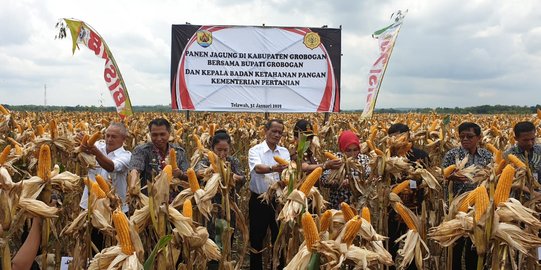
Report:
429,119,438,132
341,202,355,222
495,159,506,175
319,210,332,232
324,151,339,160
36,125,45,136
299,167,323,195
494,164,516,206
207,151,220,172
366,140,376,151
87,131,101,146
537,108,541,119
486,143,502,164
0,104,10,115
101,118,110,127
474,186,489,222
49,119,57,139
443,165,456,178
15,123,23,134
183,199,193,218
342,216,362,246
187,168,200,192
374,148,384,156
163,165,173,183
90,181,107,199
67,122,74,133
312,122,319,134
369,126,377,141
394,203,417,231
95,175,110,193
301,212,320,251
273,155,289,166
112,209,135,255
209,123,217,137
458,189,477,212
37,144,51,180
14,144,22,156
507,154,526,169
81,134,89,146
192,134,203,150
169,148,178,171
392,180,410,194
361,207,371,223
0,145,11,165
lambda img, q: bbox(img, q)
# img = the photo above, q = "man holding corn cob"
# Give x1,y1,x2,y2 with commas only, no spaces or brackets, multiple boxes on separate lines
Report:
79,123,131,213
248,119,289,270
442,122,492,270
129,118,189,194
505,121,541,185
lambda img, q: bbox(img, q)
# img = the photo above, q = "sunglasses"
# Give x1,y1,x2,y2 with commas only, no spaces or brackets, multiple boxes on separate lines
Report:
459,134,477,140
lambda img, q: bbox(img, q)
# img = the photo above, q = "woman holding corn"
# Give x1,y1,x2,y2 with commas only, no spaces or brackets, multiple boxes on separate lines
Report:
320,130,371,209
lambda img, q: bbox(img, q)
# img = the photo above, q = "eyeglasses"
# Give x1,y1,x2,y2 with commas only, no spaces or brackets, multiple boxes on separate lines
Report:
459,134,477,140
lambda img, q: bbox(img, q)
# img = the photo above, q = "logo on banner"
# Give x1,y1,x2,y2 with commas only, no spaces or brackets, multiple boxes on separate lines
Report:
196,30,212,47
303,32,321,49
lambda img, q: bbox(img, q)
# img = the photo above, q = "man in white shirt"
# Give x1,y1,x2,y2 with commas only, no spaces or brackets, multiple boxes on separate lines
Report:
248,119,289,270
79,123,131,213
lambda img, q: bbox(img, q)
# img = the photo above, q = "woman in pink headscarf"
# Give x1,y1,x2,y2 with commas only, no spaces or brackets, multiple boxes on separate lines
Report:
320,130,372,209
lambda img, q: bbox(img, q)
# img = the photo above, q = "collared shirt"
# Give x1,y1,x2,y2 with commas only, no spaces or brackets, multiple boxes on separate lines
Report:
442,146,493,195
129,142,189,188
504,144,541,183
320,153,371,210
248,140,290,194
80,140,131,212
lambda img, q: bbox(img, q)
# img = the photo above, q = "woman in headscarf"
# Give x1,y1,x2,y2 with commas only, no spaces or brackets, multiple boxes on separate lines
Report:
320,130,371,209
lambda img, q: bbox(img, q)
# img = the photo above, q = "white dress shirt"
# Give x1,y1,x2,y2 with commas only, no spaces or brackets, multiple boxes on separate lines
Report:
248,140,290,194
80,140,131,212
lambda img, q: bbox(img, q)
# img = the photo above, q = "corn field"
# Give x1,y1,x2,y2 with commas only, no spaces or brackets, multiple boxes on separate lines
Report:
1,105,541,269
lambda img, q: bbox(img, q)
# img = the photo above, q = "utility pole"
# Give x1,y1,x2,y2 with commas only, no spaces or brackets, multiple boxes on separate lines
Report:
44,84,47,106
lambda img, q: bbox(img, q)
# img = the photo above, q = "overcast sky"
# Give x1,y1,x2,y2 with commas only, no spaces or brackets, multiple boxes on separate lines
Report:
1,0,540,110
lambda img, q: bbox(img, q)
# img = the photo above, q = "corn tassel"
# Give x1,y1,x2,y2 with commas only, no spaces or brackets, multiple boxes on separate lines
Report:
37,144,51,180
0,104,10,115
169,148,178,171
507,154,526,169
273,155,289,166
187,168,200,192
87,131,101,146
474,186,489,222
392,180,410,195
494,164,516,206
341,202,355,222
0,145,11,165
342,216,362,246
112,209,135,255
207,151,220,172
95,175,110,193
443,165,456,178
183,199,193,219
324,151,339,160
299,167,323,195
394,203,417,231
163,165,173,183
458,190,477,212
361,207,371,223
301,212,320,251
320,210,332,232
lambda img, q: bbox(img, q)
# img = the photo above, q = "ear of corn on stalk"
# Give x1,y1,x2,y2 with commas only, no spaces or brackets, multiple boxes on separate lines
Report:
90,181,107,199
112,209,135,255
394,203,417,231
187,168,200,192
392,180,410,195
324,151,339,160
183,199,193,218
341,202,355,222
458,190,477,212
208,151,220,172
37,144,51,180
169,148,178,171
87,131,101,146
494,164,516,206
0,104,10,115
0,145,11,165
443,165,456,178
301,212,320,251
95,174,110,193
474,185,489,222
343,216,362,246
299,167,323,195
163,165,173,183
507,154,526,169
192,134,203,150
361,207,371,223
320,210,332,232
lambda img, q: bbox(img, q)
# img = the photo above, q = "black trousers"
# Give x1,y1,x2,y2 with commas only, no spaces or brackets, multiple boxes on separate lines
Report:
249,192,281,270
453,237,478,270
388,210,418,270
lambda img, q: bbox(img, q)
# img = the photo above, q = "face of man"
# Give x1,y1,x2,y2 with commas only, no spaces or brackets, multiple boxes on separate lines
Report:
459,128,480,152
105,126,126,153
265,122,284,146
150,124,170,152
516,130,536,152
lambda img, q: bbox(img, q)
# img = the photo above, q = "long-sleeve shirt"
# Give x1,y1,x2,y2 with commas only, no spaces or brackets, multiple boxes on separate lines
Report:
442,146,492,195
504,144,541,183
248,141,290,194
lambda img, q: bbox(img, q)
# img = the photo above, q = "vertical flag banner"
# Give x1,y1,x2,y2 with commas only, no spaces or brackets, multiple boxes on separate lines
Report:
57,19,133,119
361,11,406,119
171,25,341,112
